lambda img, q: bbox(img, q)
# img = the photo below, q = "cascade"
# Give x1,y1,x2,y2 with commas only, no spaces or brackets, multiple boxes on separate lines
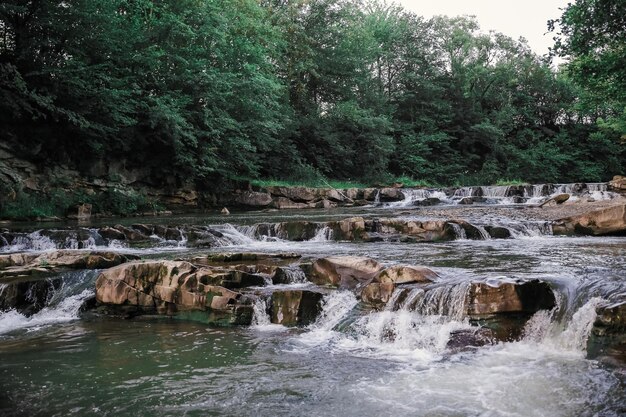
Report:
0,270,98,335
311,226,333,242
448,223,467,240
251,297,272,326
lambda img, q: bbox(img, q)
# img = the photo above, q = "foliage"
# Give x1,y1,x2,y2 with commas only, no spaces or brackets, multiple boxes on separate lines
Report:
0,0,623,190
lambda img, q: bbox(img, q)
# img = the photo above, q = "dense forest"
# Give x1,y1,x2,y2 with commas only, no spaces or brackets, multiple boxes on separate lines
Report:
1,0,624,189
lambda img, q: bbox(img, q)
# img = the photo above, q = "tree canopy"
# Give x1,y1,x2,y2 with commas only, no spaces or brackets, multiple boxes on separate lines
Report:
0,0,623,188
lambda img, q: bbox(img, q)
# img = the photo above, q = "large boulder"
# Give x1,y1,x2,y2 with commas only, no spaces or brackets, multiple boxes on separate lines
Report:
366,219,455,242
270,290,323,326
378,188,405,202
329,217,366,240
0,277,62,315
309,256,383,289
95,261,253,325
608,175,626,192
234,191,273,208
361,265,436,307
465,279,556,317
376,265,438,285
552,204,626,236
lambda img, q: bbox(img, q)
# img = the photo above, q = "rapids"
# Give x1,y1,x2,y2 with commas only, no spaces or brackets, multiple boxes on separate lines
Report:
0,198,625,416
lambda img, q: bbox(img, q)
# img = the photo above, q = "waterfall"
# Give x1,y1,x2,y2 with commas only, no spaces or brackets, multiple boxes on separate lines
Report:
449,223,467,240
2,231,56,253
475,225,491,240
278,266,308,284
506,221,553,238
522,297,603,353
208,224,258,246
413,282,469,320
383,288,406,311
310,226,333,242
0,270,98,335
251,297,272,327
309,291,359,332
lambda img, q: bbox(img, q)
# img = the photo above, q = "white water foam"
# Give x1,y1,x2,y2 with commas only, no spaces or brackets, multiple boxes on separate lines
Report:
311,226,333,242
0,289,94,335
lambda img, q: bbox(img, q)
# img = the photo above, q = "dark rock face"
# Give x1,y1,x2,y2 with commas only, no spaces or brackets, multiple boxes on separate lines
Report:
483,226,511,239
466,279,556,317
270,290,323,326
234,191,273,208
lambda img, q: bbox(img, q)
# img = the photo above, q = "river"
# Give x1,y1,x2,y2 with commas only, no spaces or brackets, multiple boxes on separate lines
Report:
0,199,625,416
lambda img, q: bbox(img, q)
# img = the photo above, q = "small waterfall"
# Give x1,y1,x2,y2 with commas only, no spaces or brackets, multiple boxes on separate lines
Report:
209,224,258,246
449,223,467,240
507,221,553,238
453,187,475,198
2,231,56,253
373,190,381,205
385,189,449,207
398,288,425,311
309,291,359,332
523,297,603,352
475,225,491,240
251,297,272,326
311,226,333,242
384,288,406,311
278,266,308,284
0,270,98,335
413,282,469,320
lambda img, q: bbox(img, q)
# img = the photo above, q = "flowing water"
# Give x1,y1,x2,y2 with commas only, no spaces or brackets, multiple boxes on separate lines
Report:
0,203,625,416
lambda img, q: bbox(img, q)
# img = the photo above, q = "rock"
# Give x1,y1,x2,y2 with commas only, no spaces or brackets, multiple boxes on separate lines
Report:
113,225,149,241
375,265,437,285
234,191,273,208
95,261,253,325
98,226,126,240
588,301,626,362
272,197,314,210
273,221,319,240
221,207,230,215
265,186,318,203
608,175,626,192
329,217,366,240
466,279,556,317
458,197,473,205
450,220,488,240
0,250,138,279
310,256,383,289
361,282,395,307
379,187,405,202
316,199,337,209
539,193,570,207
361,265,436,307
362,188,379,201
270,290,323,326
552,204,626,236
413,197,441,206
483,226,511,239
376,218,456,242
67,203,92,220
446,328,495,353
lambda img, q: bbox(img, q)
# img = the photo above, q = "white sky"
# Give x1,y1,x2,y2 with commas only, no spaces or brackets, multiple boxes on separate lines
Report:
398,0,569,57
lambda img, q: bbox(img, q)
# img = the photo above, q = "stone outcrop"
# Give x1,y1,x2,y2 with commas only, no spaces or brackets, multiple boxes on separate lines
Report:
366,218,455,242
465,279,556,317
608,175,626,192
552,204,626,236
95,261,254,325
270,290,324,326
0,250,138,279
309,256,383,289
361,265,437,307
234,191,273,208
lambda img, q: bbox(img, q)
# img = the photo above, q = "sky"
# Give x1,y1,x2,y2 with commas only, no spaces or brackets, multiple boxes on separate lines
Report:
398,0,569,57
